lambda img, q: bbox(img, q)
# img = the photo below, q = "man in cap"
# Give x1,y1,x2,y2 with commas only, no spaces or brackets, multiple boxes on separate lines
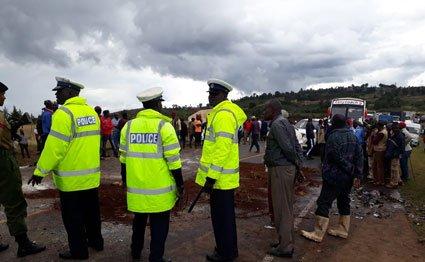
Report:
0,81,46,257
29,77,103,259
119,87,184,261
300,114,363,243
195,79,247,261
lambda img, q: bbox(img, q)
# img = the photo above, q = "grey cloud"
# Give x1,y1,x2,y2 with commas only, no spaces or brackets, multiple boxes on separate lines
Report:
1,0,425,96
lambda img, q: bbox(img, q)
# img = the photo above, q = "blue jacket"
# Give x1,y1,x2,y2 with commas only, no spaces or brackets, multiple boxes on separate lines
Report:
322,127,363,185
41,108,53,135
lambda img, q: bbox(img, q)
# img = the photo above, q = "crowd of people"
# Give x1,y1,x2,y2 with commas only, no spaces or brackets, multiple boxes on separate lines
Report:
310,117,416,189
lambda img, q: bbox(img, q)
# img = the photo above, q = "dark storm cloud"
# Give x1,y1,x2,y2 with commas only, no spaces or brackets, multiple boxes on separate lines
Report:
1,0,425,96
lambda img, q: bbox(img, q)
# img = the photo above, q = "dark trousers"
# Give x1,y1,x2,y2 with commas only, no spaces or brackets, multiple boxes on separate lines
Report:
59,188,103,257
189,133,194,147
362,144,368,180
41,134,48,151
194,132,202,148
318,143,325,162
19,144,30,158
315,180,352,218
305,138,315,157
249,133,260,152
120,163,126,185
210,189,238,259
101,135,117,157
400,150,411,181
0,149,28,236
132,211,170,262
180,133,187,149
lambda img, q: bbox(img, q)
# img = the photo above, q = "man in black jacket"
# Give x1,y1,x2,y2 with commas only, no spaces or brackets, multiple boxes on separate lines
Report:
301,114,363,242
305,118,315,159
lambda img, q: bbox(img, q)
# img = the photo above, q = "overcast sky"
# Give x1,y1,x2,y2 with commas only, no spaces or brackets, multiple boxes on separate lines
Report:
1,0,425,114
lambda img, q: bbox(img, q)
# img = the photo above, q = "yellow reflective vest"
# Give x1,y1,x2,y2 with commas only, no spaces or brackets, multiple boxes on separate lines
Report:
119,109,182,213
195,100,247,190
34,97,101,192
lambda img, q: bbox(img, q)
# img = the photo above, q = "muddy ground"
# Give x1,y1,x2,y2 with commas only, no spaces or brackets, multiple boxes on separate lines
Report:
0,143,424,261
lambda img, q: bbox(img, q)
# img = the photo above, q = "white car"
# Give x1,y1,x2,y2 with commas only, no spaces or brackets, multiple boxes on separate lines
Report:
294,119,320,148
405,122,421,147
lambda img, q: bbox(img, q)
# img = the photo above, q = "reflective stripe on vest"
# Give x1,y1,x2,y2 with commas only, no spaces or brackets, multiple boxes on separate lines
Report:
198,163,239,175
36,165,50,175
205,109,239,143
49,130,71,142
163,143,180,151
127,184,176,195
54,167,100,177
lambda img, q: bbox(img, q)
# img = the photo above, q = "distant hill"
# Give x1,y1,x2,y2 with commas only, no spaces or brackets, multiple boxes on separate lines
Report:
115,84,425,121
232,84,425,120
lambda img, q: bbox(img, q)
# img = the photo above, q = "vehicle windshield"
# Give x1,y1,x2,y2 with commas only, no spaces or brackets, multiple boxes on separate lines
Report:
295,119,319,129
406,126,420,134
331,105,364,120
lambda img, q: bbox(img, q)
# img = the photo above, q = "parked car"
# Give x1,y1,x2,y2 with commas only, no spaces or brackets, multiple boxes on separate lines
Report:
294,119,320,148
405,121,421,147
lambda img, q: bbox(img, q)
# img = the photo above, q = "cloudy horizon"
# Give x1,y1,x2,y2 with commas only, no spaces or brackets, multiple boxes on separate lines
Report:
1,0,425,115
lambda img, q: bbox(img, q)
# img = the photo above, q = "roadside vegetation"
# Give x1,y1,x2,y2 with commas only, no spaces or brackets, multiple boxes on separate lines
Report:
401,144,425,242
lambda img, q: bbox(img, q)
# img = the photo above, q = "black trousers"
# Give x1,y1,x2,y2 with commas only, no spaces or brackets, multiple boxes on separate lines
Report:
315,180,352,218
210,189,238,259
59,188,103,257
19,144,30,158
101,135,117,157
249,134,260,152
132,211,170,262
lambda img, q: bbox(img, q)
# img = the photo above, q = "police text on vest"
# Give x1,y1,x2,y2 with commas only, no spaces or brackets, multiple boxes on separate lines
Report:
76,116,96,126
130,133,159,144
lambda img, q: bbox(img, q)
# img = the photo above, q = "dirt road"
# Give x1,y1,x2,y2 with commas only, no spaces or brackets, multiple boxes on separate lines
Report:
0,143,423,261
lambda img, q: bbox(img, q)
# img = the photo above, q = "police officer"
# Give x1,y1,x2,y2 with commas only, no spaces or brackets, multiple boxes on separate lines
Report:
0,81,46,257
195,79,247,262
119,87,184,262
28,77,103,259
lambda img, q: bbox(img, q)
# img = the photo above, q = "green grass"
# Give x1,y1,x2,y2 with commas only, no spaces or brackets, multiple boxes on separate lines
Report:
400,145,425,241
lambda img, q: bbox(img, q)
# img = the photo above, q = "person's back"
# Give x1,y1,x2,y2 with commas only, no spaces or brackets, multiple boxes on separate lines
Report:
181,120,188,136
252,120,260,135
306,120,315,139
373,127,388,152
194,119,202,133
386,130,404,159
101,116,113,135
322,127,363,184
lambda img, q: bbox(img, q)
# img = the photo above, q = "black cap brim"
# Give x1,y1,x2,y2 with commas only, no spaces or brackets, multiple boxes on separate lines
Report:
0,82,8,92
207,84,229,93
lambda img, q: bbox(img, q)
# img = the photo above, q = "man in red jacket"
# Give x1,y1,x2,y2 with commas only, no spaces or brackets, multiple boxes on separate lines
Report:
101,110,118,157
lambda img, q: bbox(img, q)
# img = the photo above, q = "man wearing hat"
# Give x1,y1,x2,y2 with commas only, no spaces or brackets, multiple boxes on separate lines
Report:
29,77,103,259
0,81,46,257
195,79,247,261
119,87,184,261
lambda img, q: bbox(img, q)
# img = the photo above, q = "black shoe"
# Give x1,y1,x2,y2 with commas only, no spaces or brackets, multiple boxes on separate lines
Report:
59,251,88,260
88,240,104,251
267,247,294,258
269,241,279,248
17,240,46,257
206,252,237,262
0,243,9,252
